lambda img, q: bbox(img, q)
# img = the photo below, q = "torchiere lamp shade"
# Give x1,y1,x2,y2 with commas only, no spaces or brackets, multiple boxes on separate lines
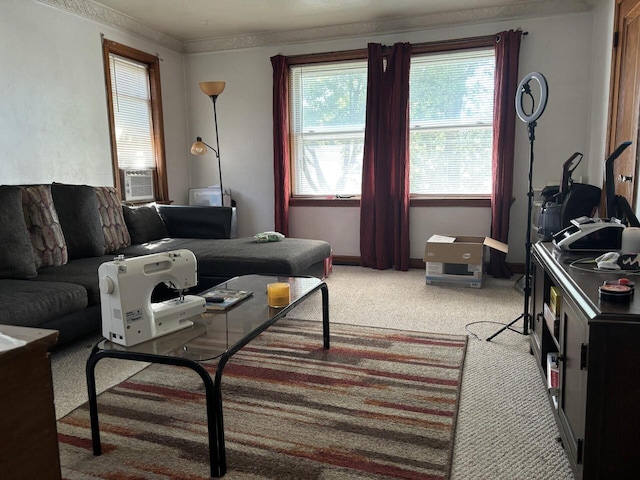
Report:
199,81,225,97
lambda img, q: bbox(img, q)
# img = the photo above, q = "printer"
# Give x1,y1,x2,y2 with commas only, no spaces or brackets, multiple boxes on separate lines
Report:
552,217,625,252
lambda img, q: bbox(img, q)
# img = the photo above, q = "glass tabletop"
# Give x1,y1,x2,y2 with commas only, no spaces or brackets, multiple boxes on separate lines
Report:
96,274,324,362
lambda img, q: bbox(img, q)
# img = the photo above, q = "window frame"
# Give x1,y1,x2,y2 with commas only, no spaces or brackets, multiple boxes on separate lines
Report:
289,59,368,198
286,35,495,208
409,47,495,200
102,39,169,203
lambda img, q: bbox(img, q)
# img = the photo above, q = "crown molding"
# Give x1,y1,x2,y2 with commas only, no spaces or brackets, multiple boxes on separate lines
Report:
38,0,593,55
184,0,593,53
37,0,185,52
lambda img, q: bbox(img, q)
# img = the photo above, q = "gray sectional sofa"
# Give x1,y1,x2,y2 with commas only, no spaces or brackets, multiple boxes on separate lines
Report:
0,184,331,345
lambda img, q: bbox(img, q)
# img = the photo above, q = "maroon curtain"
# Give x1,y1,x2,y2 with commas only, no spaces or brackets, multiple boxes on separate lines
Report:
271,55,290,236
488,30,522,278
360,42,411,271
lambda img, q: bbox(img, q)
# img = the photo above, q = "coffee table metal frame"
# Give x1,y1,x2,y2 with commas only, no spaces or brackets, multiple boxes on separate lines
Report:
85,274,329,477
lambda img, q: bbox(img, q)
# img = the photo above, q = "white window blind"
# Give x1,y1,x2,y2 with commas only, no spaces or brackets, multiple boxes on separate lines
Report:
290,61,367,196
109,54,156,170
409,48,495,195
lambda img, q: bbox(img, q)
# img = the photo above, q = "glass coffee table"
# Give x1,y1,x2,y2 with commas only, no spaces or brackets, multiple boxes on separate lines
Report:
86,274,329,478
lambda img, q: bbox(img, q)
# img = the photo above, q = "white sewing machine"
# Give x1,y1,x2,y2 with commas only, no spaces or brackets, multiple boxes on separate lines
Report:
98,249,206,347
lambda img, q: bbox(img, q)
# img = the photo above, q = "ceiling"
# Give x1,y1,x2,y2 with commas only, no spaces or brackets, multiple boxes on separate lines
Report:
43,0,599,52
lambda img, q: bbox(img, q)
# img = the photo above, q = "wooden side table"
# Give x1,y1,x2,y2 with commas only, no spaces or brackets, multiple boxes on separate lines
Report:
0,325,60,480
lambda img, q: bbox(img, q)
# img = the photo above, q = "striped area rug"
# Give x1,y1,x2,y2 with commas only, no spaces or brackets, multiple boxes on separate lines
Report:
58,320,467,479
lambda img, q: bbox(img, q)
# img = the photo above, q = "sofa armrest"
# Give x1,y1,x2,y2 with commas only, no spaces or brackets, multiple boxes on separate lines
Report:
156,205,237,239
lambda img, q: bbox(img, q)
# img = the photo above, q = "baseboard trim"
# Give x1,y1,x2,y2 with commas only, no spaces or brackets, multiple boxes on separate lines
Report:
332,255,361,266
509,263,525,274
333,255,525,274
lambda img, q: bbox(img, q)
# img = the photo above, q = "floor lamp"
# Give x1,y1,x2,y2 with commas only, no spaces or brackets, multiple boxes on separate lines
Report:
487,72,548,342
190,81,226,206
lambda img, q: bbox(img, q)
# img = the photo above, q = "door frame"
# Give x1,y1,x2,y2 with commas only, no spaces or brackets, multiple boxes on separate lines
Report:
607,0,640,215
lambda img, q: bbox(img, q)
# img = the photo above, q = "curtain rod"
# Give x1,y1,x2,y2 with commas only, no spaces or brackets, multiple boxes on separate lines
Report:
287,30,528,66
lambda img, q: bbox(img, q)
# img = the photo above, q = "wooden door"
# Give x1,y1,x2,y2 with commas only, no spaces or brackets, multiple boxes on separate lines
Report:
609,0,640,215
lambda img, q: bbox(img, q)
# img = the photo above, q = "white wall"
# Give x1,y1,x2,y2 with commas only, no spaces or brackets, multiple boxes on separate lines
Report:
0,0,190,204
186,12,605,263
186,48,275,235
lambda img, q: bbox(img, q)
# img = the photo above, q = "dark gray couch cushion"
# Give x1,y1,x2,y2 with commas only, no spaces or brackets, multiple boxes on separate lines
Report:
117,237,331,279
52,183,106,259
0,279,87,328
34,255,114,305
122,205,168,244
0,186,38,279
157,205,234,239
38,305,102,346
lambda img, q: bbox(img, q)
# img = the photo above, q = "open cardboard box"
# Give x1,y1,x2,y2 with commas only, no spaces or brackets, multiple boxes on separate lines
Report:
423,235,509,288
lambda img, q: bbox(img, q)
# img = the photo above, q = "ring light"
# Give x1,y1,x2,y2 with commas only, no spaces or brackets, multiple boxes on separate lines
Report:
515,72,548,123
488,71,549,342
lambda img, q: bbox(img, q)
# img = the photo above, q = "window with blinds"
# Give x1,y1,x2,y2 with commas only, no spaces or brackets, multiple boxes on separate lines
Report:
290,60,367,196
288,47,495,198
409,48,495,195
108,54,156,171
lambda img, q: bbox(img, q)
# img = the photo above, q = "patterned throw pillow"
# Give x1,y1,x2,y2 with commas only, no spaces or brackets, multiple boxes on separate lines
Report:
95,186,131,253
20,184,68,269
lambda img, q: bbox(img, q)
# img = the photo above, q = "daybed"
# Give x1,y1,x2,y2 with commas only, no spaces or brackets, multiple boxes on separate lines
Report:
0,184,331,345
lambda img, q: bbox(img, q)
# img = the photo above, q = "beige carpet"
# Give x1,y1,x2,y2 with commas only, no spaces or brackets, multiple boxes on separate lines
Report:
50,265,574,479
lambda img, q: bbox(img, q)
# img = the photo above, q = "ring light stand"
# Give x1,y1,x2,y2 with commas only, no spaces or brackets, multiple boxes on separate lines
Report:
487,72,548,342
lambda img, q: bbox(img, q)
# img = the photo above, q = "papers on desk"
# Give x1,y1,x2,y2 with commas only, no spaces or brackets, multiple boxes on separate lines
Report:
0,332,27,352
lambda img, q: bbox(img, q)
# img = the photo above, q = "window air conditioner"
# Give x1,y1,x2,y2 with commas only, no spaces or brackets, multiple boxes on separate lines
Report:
123,169,154,202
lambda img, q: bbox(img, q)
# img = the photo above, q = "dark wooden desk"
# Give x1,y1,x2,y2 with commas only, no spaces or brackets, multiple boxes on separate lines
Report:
0,325,60,480
531,243,640,479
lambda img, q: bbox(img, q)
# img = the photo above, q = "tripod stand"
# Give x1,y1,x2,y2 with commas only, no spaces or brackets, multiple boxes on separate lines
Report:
487,72,548,342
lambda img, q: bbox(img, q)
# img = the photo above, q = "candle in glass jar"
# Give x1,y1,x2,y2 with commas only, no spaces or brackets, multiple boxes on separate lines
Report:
267,282,290,308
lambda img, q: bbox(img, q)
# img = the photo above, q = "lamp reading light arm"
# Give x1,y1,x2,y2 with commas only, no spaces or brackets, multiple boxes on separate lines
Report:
191,135,224,205
191,137,218,156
